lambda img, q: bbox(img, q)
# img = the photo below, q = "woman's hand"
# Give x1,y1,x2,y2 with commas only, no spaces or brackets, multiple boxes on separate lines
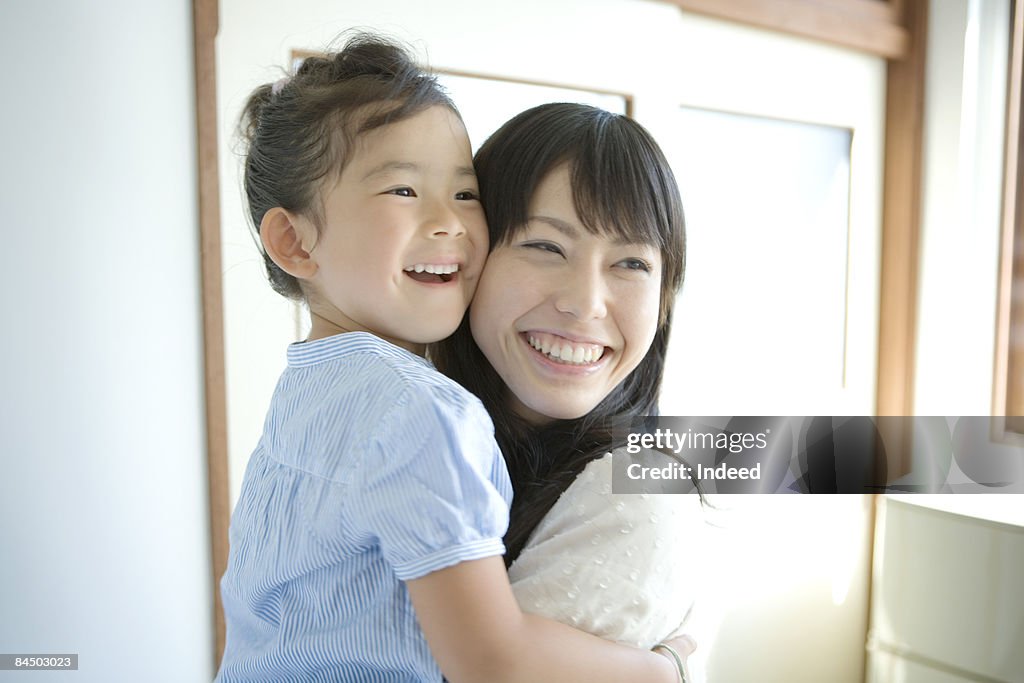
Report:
654,635,696,683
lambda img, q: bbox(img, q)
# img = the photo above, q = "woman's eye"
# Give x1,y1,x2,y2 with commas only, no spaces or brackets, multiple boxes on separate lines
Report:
618,257,652,272
388,187,416,197
454,190,479,201
523,241,565,257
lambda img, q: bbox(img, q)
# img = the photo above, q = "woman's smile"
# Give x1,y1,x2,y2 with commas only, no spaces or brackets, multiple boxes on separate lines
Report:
469,164,662,423
524,331,608,366
519,332,614,384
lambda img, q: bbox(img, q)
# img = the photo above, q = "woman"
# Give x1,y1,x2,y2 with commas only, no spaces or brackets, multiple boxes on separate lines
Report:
435,102,706,680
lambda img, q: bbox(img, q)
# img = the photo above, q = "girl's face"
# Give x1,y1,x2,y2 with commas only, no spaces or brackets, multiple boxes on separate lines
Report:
303,106,488,351
469,164,662,423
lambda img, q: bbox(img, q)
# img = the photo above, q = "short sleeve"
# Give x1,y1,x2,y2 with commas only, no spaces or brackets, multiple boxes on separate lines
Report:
508,452,705,649
349,386,511,581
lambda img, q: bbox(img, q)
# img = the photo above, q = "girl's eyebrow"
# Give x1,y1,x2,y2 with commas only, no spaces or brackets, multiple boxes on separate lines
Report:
361,161,476,181
361,161,420,181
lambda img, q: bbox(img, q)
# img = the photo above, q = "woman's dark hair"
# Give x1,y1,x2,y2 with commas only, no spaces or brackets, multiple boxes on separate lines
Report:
432,103,687,565
238,32,457,300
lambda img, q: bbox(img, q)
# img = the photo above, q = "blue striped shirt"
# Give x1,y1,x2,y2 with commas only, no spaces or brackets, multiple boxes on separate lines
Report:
216,332,512,682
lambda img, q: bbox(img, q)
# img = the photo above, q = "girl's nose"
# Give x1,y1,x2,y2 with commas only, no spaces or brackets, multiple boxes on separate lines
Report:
426,202,466,239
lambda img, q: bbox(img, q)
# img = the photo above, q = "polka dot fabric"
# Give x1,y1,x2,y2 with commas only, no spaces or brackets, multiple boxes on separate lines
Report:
508,450,706,650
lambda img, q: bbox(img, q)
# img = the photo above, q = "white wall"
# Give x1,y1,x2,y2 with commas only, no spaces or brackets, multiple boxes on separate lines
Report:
0,1,213,681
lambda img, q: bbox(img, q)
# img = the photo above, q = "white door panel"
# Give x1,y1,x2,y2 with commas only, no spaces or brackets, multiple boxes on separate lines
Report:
652,16,886,416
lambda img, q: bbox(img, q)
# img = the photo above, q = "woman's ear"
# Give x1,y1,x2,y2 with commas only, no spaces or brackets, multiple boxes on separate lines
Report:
259,207,318,280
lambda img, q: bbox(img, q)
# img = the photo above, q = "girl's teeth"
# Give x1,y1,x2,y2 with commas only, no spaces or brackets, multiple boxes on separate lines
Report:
527,334,605,365
405,263,459,274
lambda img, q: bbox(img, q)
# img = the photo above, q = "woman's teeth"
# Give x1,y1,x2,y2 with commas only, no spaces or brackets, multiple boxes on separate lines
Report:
527,334,605,365
404,263,459,274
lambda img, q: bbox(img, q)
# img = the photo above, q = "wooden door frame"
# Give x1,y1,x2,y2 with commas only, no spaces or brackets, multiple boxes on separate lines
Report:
192,0,229,670
667,0,911,58
995,0,1024,437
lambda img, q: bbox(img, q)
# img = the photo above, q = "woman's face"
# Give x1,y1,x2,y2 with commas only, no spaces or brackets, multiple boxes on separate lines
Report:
469,164,663,423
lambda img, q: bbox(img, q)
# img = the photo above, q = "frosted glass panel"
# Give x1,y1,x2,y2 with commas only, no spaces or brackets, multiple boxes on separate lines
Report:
661,107,852,415
436,73,627,151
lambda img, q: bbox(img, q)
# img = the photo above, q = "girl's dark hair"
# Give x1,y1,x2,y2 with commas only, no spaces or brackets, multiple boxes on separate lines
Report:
432,103,687,565
238,32,457,300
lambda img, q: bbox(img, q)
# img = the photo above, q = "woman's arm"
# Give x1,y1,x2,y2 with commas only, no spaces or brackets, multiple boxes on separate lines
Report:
407,556,683,683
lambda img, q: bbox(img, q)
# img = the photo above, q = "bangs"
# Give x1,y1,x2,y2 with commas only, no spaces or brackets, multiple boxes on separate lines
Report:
475,102,686,300
567,147,675,252
572,114,686,299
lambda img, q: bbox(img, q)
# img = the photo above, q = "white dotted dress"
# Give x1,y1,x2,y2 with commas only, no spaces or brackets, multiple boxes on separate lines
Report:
509,449,708,680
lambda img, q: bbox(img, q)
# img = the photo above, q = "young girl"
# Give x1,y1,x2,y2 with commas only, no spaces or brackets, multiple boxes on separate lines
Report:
216,34,692,682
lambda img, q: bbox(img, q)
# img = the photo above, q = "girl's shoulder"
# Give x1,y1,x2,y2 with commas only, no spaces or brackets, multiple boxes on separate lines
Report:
291,331,484,414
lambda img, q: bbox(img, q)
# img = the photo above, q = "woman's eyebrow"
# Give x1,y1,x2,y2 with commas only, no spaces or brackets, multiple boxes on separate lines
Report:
528,216,579,238
528,215,652,248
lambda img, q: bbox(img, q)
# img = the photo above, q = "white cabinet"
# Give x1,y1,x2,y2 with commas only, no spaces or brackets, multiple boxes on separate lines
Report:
867,497,1024,682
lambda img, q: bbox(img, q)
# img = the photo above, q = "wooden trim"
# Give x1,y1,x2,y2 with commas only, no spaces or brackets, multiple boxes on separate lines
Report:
875,0,927,448
863,493,882,679
193,0,229,668
663,0,909,59
995,0,1024,435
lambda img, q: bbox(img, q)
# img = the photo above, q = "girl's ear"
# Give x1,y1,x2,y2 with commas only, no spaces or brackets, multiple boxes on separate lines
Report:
260,208,318,280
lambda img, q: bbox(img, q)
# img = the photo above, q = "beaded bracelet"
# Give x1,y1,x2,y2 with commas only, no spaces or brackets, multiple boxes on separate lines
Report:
652,642,686,683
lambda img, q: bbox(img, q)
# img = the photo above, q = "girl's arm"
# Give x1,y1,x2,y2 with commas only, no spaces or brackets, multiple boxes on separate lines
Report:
407,556,682,683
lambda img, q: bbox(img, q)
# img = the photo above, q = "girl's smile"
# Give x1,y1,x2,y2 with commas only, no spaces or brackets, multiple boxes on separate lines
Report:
300,106,488,350
403,259,463,284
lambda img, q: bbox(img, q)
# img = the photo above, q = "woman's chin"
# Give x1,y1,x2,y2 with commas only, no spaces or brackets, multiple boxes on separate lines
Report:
510,394,597,425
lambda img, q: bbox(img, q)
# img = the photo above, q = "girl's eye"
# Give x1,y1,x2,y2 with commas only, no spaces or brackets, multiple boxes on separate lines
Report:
388,187,416,197
523,241,565,257
454,190,479,201
617,257,652,273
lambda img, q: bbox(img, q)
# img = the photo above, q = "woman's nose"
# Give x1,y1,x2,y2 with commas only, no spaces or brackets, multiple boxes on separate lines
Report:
553,267,608,320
